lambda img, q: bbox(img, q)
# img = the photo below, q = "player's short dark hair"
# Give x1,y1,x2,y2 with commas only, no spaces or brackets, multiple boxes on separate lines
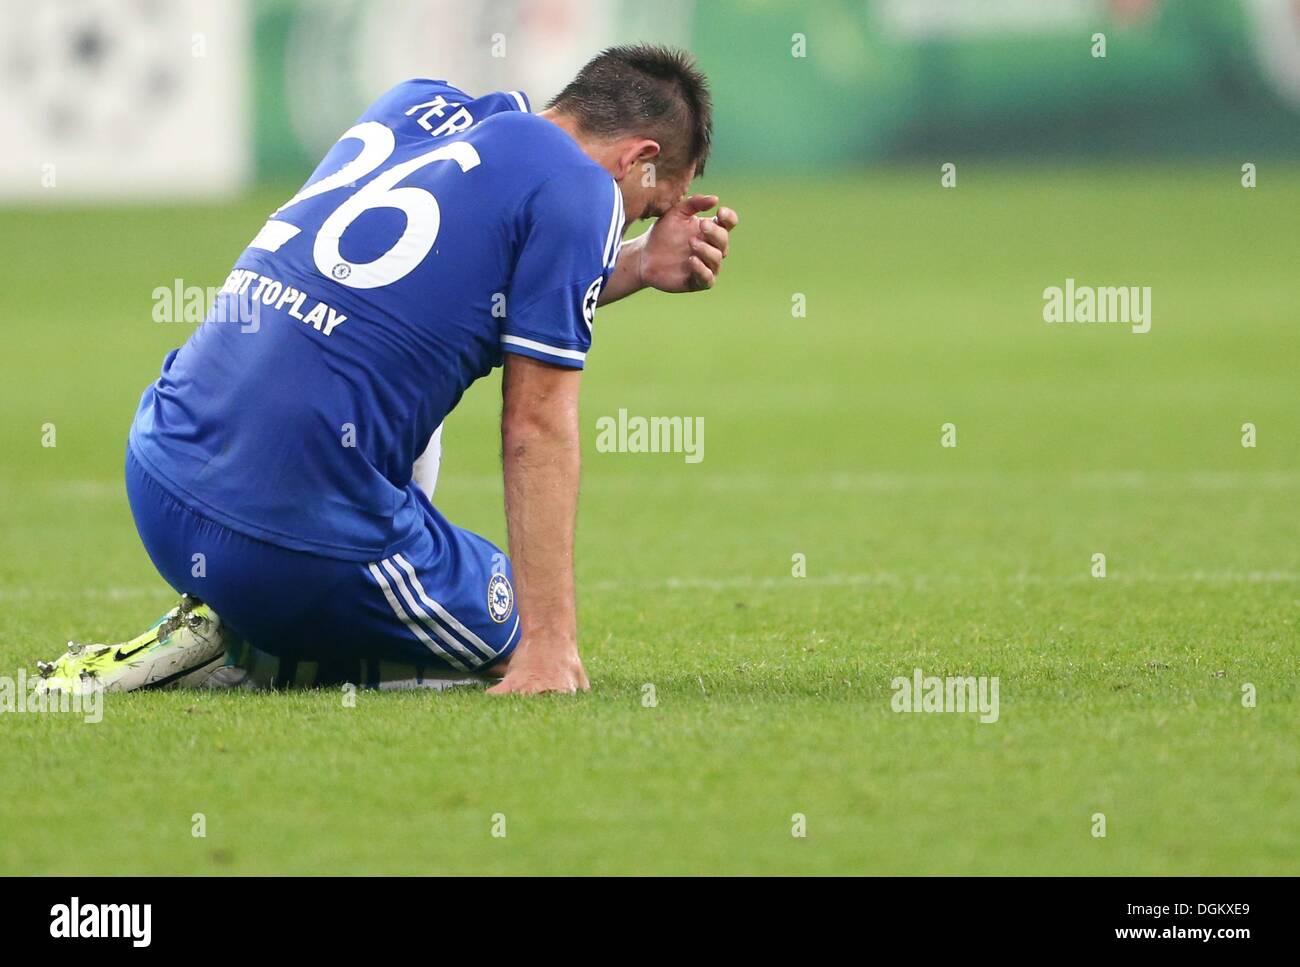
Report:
547,44,712,175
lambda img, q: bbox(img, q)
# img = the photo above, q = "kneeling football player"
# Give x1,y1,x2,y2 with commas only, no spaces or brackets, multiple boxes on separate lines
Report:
36,45,737,697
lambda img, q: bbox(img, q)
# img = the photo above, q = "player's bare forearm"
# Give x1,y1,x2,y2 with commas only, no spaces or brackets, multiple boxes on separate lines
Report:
488,354,589,695
598,233,649,305
597,196,740,307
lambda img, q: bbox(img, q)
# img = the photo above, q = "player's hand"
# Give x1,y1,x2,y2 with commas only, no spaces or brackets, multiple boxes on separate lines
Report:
486,647,590,696
640,194,739,293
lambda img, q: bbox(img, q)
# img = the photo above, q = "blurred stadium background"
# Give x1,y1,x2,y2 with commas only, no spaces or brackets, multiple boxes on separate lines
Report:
5,0,1300,199
2,1,1298,874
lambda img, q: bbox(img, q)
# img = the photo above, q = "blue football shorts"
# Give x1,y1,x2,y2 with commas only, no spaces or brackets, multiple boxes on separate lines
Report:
125,446,519,677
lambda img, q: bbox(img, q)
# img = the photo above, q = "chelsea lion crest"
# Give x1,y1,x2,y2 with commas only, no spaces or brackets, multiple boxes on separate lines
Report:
487,572,513,624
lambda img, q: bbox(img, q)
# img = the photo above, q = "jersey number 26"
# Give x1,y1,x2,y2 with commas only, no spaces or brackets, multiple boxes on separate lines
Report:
247,121,480,289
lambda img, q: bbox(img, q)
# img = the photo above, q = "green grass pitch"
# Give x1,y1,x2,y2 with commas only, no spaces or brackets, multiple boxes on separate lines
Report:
1,166,1296,874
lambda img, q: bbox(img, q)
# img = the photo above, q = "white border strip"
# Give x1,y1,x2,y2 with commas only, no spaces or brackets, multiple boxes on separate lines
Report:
381,559,483,665
392,553,494,656
501,334,586,361
367,562,469,670
602,183,623,267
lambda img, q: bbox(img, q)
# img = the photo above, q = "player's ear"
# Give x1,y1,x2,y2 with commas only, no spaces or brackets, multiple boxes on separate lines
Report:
613,138,660,181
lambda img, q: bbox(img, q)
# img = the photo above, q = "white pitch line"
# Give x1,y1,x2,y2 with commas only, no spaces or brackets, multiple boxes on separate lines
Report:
5,469,1300,502
436,470,1300,494
0,586,164,602
2,570,1297,604
582,571,1300,593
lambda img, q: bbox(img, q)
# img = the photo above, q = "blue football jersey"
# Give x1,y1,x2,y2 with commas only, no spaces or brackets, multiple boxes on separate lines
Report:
129,79,625,560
